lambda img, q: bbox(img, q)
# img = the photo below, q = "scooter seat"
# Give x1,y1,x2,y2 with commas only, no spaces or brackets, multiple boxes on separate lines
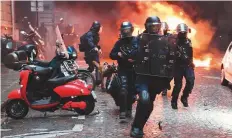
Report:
34,66,53,75
47,75,76,86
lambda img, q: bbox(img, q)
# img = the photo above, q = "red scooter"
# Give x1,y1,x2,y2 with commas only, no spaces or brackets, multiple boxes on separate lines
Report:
4,63,97,119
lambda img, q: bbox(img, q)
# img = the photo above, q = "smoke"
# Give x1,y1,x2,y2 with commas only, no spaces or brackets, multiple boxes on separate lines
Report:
55,2,120,59
55,1,217,59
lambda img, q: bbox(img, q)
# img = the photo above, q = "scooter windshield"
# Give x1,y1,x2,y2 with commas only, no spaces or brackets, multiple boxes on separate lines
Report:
6,42,13,49
55,25,69,59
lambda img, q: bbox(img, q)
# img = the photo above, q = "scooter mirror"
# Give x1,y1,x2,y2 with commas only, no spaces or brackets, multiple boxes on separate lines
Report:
20,31,27,35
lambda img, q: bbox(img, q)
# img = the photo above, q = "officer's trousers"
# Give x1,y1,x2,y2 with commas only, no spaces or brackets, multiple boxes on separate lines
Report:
118,68,135,112
172,66,195,101
132,75,171,129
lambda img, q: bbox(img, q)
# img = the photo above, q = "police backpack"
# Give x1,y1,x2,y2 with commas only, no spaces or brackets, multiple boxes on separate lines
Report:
79,33,87,52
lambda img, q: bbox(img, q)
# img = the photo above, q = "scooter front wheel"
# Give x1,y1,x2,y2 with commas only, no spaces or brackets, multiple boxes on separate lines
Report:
6,100,29,119
75,96,95,115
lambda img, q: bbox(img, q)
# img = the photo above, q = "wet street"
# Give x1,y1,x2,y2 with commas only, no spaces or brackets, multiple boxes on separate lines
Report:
1,62,232,138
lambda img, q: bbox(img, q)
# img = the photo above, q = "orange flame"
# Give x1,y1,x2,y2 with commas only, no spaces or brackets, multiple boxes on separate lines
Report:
119,2,215,68
193,58,212,67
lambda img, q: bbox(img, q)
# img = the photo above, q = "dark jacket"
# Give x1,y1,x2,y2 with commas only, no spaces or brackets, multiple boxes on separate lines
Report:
84,31,100,52
110,37,138,69
176,38,193,67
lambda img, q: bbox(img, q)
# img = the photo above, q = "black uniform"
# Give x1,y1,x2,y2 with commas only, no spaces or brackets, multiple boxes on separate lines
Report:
84,30,101,71
110,36,138,117
171,34,195,109
130,16,176,138
110,21,138,120
80,21,102,85
161,22,172,96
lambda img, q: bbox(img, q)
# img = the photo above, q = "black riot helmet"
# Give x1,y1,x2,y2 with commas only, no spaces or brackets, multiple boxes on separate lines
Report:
145,16,161,34
66,24,75,34
161,22,169,35
176,23,189,39
90,21,102,33
120,21,134,38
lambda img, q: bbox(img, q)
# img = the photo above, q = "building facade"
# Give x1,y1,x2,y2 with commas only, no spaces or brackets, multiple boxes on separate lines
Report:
1,1,14,36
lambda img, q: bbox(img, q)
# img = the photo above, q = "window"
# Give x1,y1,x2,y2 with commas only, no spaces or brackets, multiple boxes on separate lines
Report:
44,5,50,10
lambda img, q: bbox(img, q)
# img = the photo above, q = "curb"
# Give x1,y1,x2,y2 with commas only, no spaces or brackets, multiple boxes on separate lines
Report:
1,115,7,125
1,101,8,125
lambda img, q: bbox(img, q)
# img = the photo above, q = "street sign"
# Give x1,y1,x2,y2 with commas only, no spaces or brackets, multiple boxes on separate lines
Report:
31,1,36,7
31,1,44,12
31,7,36,12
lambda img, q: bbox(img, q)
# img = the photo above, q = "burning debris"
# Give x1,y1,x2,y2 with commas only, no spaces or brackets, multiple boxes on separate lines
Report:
193,57,212,68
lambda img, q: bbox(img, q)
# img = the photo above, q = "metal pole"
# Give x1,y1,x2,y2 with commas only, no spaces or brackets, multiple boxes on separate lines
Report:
36,0,39,27
11,0,15,39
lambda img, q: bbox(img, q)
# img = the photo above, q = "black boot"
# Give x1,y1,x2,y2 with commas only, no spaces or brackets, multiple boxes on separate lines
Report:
181,96,189,107
130,127,144,138
171,98,178,109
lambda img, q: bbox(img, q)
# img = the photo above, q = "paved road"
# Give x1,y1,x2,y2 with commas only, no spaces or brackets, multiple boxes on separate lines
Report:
1,62,232,138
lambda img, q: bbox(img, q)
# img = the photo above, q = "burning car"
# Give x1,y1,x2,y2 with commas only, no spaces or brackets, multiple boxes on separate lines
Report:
221,41,232,86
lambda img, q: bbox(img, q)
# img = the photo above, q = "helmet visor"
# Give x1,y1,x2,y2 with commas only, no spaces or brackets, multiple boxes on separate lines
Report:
176,24,188,33
120,28,133,38
147,23,161,34
178,32,187,38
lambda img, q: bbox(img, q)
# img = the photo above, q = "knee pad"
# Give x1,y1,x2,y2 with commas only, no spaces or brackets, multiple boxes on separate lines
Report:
138,90,150,105
120,76,128,88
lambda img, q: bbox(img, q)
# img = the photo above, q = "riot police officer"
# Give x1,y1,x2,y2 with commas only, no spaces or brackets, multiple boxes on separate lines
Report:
162,22,171,36
171,23,195,109
130,16,174,137
161,22,171,96
110,21,138,121
81,21,102,85
62,24,78,47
